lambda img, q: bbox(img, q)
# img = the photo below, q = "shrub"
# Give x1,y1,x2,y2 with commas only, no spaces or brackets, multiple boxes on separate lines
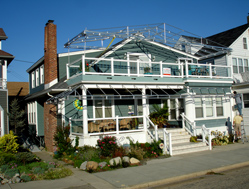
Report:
41,168,73,180
190,136,198,142
0,164,9,173
15,152,39,165
77,148,100,161
97,136,118,157
4,168,20,179
20,174,32,182
54,125,75,158
33,167,46,174
128,146,146,160
0,152,16,166
0,131,19,153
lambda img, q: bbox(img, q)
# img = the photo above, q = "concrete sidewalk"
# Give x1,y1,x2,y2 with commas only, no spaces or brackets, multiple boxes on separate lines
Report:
2,141,249,189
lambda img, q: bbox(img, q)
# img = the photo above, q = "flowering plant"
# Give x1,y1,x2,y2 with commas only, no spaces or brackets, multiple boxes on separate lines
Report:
97,136,118,157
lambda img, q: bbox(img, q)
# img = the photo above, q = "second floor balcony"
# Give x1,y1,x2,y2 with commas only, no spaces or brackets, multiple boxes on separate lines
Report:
66,55,232,84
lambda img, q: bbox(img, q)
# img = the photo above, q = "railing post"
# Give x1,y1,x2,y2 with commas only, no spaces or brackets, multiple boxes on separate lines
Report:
66,64,69,79
208,129,212,150
163,128,167,155
111,58,114,76
155,125,158,142
137,59,140,77
182,113,185,130
69,117,72,132
127,56,130,76
160,61,163,78
209,63,212,78
202,124,205,143
169,133,172,156
82,55,85,75
185,61,189,78
181,63,184,78
193,122,196,136
116,116,119,134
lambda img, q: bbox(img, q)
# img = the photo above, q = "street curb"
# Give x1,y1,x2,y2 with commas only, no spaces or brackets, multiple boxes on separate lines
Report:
128,161,249,189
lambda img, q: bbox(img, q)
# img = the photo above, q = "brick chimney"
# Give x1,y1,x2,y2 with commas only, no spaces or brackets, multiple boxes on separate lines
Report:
44,20,58,152
44,20,58,88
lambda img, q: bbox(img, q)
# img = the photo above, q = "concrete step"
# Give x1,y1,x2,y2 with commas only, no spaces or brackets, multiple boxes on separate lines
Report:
172,142,209,156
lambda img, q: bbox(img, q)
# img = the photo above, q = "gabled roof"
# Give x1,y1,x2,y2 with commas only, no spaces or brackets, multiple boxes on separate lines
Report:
0,28,7,40
206,23,249,47
0,50,14,65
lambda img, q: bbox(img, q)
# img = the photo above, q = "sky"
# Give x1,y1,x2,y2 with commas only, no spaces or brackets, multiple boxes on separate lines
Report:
1,0,249,82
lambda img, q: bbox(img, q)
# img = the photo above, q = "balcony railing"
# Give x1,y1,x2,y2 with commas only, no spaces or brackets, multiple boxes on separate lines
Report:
0,78,7,89
66,55,232,80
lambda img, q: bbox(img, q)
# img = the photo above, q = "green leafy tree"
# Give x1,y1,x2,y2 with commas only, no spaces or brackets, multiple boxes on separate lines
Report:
8,98,26,135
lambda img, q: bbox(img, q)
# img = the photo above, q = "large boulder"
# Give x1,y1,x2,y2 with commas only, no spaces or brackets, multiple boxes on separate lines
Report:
130,157,140,165
109,157,122,166
80,161,88,170
98,162,107,169
86,161,98,172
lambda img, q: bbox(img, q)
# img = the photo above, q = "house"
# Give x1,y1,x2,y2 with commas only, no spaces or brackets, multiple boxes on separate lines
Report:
26,21,233,153
205,15,249,134
0,28,14,136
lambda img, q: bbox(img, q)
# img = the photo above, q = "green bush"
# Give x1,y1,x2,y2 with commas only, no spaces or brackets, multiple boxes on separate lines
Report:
15,152,39,165
54,125,75,158
0,164,9,173
4,168,19,179
20,174,32,182
0,131,19,153
41,168,73,180
77,148,100,161
33,167,46,174
0,152,16,166
128,146,146,160
97,136,118,157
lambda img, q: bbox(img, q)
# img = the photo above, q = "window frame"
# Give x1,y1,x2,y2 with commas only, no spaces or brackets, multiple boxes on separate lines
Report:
31,71,35,88
36,68,39,87
28,102,37,124
243,37,248,49
40,65,44,84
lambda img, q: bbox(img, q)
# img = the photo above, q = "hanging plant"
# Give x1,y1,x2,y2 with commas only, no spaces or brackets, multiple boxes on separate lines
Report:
73,99,83,111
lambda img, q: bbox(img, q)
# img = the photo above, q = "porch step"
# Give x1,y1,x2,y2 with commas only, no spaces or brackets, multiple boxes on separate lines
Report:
172,142,209,156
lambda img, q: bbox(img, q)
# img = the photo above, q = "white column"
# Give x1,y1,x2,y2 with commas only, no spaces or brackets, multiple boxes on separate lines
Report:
82,87,88,135
142,88,147,131
185,96,195,122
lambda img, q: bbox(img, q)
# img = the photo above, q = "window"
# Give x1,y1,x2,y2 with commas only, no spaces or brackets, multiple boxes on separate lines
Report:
243,37,248,49
244,59,249,72
239,58,243,73
195,98,203,118
94,99,113,118
163,98,184,120
216,97,223,116
31,72,35,88
206,97,213,117
243,94,249,108
36,69,39,86
233,58,238,73
170,99,176,119
28,102,36,124
40,65,44,84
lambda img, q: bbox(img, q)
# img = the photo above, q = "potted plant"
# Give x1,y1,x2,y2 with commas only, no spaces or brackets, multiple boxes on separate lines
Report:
149,103,169,128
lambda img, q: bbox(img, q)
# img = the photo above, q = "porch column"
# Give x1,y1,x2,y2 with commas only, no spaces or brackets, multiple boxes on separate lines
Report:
185,95,195,122
82,87,88,135
142,88,147,131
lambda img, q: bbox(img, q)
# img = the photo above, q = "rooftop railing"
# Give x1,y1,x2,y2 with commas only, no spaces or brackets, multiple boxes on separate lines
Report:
66,55,232,80
0,78,7,89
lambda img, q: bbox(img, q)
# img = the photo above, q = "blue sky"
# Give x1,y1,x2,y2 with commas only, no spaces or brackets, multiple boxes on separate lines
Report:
1,0,249,82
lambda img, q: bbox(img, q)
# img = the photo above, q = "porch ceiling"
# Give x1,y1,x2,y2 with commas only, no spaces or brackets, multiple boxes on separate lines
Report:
46,84,232,105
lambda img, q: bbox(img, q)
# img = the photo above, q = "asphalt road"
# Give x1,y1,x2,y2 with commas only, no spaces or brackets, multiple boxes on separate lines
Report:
149,165,249,189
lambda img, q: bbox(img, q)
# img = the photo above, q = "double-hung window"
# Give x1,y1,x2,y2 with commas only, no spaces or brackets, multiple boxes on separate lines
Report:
195,98,203,118
244,59,249,72
243,37,248,49
40,65,44,84
216,97,223,116
28,102,36,124
233,58,238,73
206,97,213,117
239,58,243,73
31,72,35,88
36,69,39,86
94,99,113,118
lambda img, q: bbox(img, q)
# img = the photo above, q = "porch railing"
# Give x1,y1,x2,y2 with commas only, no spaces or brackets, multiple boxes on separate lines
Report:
181,113,196,136
66,55,232,80
199,124,212,150
146,116,172,156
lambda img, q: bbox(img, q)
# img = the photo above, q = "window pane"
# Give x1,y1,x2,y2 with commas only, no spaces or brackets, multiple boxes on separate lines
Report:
216,97,223,116
216,107,223,116
244,59,249,72
206,98,213,117
95,108,102,118
170,110,176,119
233,58,238,73
243,37,248,49
239,59,243,73
243,94,249,108
105,107,112,117
170,99,175,108
196,107,203,118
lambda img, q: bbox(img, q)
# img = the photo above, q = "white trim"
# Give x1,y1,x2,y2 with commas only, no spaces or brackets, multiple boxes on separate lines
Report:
40,65,44,84
44,78,58,89
0,105,4,137
58,49,103,57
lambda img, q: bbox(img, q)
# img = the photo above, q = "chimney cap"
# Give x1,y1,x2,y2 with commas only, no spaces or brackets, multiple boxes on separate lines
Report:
46,20,54,25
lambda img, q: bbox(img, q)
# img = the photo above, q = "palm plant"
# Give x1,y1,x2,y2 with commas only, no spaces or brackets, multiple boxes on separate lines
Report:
149,103,169,128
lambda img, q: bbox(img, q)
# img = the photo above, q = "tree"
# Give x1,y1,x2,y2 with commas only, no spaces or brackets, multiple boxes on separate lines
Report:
8,98,26,135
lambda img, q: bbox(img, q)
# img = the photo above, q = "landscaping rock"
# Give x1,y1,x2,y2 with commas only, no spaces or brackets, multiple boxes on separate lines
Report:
109,157,122,166
12,173,21,183
130,157,140,165
80,161,88,170
99,162,107,168
86,161,98,172
122,156,130,163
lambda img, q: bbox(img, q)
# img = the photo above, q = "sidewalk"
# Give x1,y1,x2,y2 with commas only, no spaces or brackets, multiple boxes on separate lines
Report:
2,141,249,189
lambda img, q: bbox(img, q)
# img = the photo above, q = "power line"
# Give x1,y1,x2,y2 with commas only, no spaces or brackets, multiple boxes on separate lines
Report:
14,59,35,64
